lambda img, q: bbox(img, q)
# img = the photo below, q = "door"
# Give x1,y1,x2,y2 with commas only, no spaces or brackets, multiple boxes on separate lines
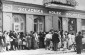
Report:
34,15,45,33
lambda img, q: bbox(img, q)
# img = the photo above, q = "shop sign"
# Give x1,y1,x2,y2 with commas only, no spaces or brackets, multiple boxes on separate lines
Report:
66,13,85,18
49,10,81,17
49,11,61,15
3,4,44,14
49,10,85,18
66,13,81,17
17,7,43,13
12,5,44,14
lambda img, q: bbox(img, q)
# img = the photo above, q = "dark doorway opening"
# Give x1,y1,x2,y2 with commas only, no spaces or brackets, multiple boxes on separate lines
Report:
58,17,62,31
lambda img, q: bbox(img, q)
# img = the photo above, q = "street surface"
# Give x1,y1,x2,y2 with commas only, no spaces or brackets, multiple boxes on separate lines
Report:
0,49,85,55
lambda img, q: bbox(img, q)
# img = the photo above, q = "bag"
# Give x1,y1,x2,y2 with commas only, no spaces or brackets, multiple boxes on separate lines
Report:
23,41,26,45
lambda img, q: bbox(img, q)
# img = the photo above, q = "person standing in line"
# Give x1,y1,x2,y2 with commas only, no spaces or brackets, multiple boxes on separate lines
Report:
58,31,61,50
0,32,3,52
44,32,52,50
41,32,46,48
60,30,63,48
62,31,68,51
26,33,32,50
71,33,75,48
43,32,46,48
5,32,11,51
20,32,26,50
14,32,19,50
68,33,73,50
9,31,15,50
38,32,43,48
75,32,83,54
52,31,60,51
17,32,21,50
33,32,39,49
2,31,7,51
29,31,35,49
12,31,18,50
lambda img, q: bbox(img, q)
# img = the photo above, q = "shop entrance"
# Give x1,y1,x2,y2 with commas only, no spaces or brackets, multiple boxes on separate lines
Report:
34,15,45,33
58,17,62,31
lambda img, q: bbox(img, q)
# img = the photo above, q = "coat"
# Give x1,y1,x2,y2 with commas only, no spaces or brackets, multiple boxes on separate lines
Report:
68,34,72,46
0,36,3,51
52,33,60,43
75,35,83,49
75,35,83,45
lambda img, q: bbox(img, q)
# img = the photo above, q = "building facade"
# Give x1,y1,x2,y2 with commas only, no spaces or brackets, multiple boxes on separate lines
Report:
0,0,85,35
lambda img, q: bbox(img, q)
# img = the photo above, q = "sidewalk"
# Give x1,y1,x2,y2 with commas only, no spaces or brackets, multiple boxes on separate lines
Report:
0,48,84,55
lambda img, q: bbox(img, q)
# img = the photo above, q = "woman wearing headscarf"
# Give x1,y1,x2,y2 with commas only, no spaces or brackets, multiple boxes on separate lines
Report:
33,32,39,49
68,33,73,50
63,31,68,51
26,33,32,49
5,32,11,51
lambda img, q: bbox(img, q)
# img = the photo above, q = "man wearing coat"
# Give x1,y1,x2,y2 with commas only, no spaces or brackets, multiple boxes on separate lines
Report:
75,32,83,54
52,31,60,51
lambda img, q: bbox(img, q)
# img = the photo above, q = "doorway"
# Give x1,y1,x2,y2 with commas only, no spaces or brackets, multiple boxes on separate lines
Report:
58,17,62,31
34,15,45,33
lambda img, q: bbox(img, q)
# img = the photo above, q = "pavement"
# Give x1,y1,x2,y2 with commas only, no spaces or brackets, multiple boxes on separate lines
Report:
0,48,85,55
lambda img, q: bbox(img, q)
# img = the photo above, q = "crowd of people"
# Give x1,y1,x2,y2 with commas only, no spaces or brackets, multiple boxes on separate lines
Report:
0,30,84,54
44,30,84,54
0,31,46,52
44,30,76,51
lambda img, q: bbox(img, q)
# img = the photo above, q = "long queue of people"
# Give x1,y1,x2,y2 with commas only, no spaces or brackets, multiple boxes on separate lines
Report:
0,31,46,52
0,30,84,54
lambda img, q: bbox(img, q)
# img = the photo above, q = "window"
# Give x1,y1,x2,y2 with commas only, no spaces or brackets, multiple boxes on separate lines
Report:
13,14,26,32
82,19,85,26
34,15,45,32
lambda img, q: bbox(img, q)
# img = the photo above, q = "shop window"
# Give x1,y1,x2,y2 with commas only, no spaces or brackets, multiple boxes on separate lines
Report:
68,18,77,34
13,14,26,32
82,19,85,26
14,16,20,22
21,22,24,30
82,19,85,35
